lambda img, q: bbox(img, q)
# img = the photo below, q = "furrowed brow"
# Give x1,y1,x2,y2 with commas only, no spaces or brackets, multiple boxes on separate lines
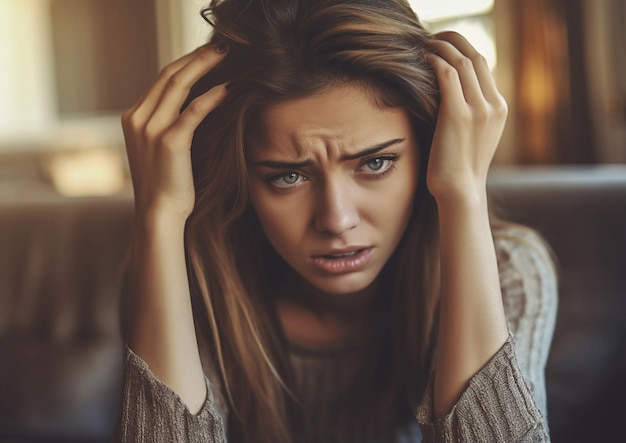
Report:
251,138,405,169
340,138,405,161
251,159,315,169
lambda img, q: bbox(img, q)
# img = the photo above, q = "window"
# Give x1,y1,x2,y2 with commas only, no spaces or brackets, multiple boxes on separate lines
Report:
409,0,496,69
0,0,158,150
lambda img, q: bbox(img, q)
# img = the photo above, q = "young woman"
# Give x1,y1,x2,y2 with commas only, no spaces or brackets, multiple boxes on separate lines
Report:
115,0,557,441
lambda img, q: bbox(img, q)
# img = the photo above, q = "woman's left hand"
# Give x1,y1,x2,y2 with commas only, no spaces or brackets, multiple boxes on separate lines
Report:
425,32,508,204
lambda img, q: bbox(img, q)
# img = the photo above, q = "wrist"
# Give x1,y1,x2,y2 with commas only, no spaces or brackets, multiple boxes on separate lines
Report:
135,203,189,228
133,208,188,241
427,169,489,202
432,184,488,214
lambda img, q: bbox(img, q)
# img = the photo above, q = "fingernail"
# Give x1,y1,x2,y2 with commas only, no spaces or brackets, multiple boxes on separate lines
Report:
216,43,228,54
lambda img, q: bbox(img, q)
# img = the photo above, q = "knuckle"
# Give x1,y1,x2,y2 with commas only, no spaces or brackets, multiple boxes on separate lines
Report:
167,72,186,90
143,121,160,141
155,132,182,154
155,132,171,150
474,105,490,122
494,96,509,118
121,109,132,126
122,111,144,132
158,64,176,79
441,66,459,81
457,56,473,71
186,98,206,116
196,47,216,64
473,53,488,68
497,94,508,109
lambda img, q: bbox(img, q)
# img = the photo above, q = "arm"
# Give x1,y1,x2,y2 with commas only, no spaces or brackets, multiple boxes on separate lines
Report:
434,191,508,418
497,227,558,419
416,227,556,441
416,336,549,442
425,31,509,420
121,44,228,414
114,347,226,442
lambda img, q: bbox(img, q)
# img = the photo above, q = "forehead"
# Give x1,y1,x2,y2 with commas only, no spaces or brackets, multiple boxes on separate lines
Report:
249,84,413,158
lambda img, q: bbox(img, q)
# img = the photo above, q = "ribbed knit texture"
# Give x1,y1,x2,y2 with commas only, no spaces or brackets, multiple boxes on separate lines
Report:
416,339,550,442
113,350,225,443
114,226,557,442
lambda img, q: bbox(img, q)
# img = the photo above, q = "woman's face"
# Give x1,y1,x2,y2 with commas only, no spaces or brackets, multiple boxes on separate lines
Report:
247,84,419,296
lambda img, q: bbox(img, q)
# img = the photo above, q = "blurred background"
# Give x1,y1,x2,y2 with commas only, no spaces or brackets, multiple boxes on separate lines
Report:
1,0,624,198
0,1,624,442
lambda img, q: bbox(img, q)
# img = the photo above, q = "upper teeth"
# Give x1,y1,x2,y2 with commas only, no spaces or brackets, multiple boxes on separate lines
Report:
329,251,358,258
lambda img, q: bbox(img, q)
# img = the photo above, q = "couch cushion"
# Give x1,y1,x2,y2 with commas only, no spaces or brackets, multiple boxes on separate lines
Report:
488,166,626,442
1,166,625,443
0,195,133,441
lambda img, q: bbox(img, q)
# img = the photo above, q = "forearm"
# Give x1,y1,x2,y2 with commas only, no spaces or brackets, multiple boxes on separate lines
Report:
128,213,207,414
119,44,228,417
433,191,508,419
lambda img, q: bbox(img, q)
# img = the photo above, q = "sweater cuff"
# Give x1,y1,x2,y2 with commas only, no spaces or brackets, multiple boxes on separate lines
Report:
416,337,549,442
115,346,226,442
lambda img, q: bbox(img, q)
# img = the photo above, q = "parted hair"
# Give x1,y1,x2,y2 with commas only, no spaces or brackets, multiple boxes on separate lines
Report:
183,1,441,441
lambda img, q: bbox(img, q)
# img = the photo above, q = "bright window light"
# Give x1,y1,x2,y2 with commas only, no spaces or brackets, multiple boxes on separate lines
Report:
409,0,497,71
409,0,494,22
429,18,497,70
47,148,126,197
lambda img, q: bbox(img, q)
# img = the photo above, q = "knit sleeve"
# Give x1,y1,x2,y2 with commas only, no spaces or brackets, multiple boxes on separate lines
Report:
416,225,556,442
113,346,227,443
496,226,558,419
416,337,550,442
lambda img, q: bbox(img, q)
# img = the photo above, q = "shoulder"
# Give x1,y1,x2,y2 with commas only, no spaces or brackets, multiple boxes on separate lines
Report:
493,224,556,290
492,223,558,334
492,223,557,295
492,224,558,419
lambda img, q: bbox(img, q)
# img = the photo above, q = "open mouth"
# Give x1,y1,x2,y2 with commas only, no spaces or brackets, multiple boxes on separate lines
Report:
323,249,363,259
311,247,373,274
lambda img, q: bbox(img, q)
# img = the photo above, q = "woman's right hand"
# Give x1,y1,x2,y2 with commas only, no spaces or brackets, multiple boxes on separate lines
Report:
122,44,229,221
121,45,229,415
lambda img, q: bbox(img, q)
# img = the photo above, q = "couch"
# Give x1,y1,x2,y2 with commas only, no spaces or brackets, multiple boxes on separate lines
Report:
0,166,624,442
488,166,626,442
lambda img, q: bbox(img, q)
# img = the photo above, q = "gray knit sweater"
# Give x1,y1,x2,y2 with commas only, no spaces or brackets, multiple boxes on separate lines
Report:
114,226,557,442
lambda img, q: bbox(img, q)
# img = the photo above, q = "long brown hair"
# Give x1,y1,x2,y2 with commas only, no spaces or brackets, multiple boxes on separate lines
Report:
184,1,440,441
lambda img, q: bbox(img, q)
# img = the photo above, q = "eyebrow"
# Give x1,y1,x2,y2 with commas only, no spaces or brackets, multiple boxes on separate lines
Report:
251,138,405,169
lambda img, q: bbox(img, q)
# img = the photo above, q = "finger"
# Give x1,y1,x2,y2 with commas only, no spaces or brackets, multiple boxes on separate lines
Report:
427,39,484,105
433,32,500,103
425,52,467,110
166,83,229,142
149,45,229,126
121,47,213,154
128,48,202,117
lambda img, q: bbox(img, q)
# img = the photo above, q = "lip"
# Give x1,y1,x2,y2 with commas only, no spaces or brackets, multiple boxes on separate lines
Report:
310,247,374,274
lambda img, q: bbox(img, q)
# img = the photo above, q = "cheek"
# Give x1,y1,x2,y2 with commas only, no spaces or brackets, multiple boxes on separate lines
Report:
382,187,416,233
369,167,418,230
250,190,279,234
249,189,306,252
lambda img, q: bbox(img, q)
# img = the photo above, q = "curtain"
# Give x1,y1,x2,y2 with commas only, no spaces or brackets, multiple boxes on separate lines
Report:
509,0,596,163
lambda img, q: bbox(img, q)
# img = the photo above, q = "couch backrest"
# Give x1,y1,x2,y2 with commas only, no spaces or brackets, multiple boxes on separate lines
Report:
488,166,626,442
0,195,133,441
1,166,624,442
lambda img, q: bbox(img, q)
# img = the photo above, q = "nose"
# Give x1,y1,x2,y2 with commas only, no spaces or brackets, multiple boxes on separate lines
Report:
314,178,360,236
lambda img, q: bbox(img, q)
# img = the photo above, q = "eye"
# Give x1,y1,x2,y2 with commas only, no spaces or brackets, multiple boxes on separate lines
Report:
269,172,306,188
359,155,399,175
364,158,387,171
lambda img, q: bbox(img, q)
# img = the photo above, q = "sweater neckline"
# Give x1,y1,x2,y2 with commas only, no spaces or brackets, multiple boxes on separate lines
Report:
285,315,384,358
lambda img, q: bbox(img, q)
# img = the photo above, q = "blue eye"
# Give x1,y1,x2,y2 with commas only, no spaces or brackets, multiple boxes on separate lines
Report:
270,172,305,188
360,156,398,175
365,158,387,171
